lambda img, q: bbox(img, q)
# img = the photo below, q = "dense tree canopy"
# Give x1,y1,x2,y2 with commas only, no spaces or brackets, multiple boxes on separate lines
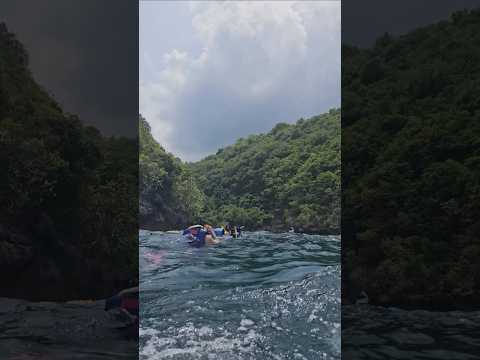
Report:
342,9,480,306
0,24,138,300
191,110,341,233
140,110,340,234
139,115,204,229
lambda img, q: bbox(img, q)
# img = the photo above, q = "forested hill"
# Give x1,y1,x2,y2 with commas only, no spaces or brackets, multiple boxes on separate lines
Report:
342,9,480,306
140,110,340,233
191,109,340,234
0,24,138,300
139,115,204,230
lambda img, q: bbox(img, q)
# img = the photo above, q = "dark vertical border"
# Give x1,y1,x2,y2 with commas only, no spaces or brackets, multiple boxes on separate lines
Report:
0,1,138,358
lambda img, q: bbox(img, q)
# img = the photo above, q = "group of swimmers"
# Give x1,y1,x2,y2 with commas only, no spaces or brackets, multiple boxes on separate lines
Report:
183,223,243,247
225,224,242,238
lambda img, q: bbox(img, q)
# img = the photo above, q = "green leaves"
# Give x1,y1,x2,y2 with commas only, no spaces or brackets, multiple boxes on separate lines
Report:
139,109,340,233
139,115,205,229
343,8,480,305
191,110,340,233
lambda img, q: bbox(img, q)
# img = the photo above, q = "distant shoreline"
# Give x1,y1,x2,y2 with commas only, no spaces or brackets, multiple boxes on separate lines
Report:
140,228,340,236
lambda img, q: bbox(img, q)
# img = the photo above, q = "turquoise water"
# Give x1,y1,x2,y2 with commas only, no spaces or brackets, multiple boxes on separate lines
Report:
140,231,340,359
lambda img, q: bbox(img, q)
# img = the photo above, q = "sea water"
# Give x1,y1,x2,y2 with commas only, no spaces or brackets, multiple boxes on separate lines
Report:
139,231,341,359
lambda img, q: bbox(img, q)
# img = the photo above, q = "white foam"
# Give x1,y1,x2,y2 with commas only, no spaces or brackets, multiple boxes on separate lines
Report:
140,322,264,359
198,326,213,337
308,308,318,322
240,318,254,327
139,327,160,337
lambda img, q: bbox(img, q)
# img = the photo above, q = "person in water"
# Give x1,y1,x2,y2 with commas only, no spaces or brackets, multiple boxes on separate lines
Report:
229,225,239,238
105,286,139,338
204,224,219,245
184,224,220,246
185,225,207,247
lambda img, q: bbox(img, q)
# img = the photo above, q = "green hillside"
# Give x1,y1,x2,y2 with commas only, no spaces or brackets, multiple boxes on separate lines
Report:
343,9,480,306
139,115,204,229
191,109,340,233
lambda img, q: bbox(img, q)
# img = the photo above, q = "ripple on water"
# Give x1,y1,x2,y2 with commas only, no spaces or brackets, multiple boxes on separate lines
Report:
140,231,340,359
343,305,480,359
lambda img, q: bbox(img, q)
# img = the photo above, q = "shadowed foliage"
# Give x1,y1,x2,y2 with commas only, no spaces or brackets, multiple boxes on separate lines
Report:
0,23,138,300
342,9,480,307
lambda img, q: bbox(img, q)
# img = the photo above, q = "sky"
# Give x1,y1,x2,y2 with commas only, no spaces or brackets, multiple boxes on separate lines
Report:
343,0,480,47
2,1,477,146
0,0,138,137
140,1,341,161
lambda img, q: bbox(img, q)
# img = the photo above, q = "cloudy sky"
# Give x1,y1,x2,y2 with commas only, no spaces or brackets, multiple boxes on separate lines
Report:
140,1,340,161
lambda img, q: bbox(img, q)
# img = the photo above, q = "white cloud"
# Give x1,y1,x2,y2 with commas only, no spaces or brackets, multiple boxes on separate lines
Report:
140,1,340,161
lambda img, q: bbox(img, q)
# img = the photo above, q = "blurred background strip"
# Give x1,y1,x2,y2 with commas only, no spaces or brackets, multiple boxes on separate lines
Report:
342,0,480,358
0,1,139,358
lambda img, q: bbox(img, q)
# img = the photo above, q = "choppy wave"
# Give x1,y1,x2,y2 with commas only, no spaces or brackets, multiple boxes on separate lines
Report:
140,231,340,359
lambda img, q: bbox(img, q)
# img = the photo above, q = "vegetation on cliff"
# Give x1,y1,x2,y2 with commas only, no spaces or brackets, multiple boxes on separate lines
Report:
0,23,137,300
139,109,340,234
342,9,480,306
139,115,204,229
192,110,340,233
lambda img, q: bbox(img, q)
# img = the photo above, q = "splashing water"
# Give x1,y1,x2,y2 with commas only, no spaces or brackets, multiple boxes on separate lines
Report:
140,231,340,359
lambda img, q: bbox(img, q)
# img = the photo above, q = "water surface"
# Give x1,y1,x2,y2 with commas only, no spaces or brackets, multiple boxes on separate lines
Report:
140,231,340,359
343,304,480,359
0,298,136,359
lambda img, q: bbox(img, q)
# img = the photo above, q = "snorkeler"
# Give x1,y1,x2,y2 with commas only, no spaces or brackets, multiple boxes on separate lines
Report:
184,224,223,246
184,225,207,247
